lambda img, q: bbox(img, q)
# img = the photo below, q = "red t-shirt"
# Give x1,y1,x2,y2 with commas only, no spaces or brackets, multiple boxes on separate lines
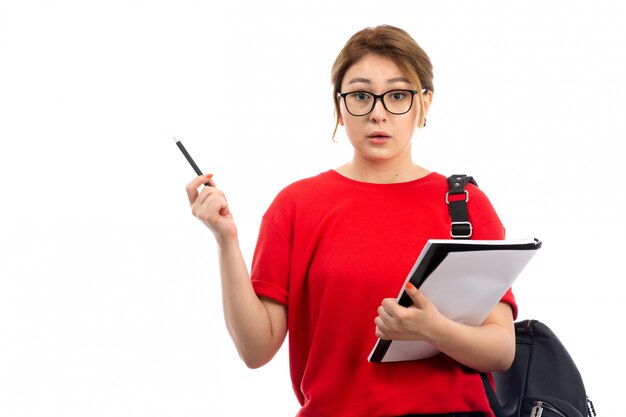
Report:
250,170,516,417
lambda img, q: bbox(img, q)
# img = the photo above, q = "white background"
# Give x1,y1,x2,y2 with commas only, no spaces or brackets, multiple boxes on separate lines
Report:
1,1,623,416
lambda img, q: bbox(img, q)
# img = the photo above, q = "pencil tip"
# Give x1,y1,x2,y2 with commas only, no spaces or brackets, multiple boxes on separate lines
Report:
173,136,179,142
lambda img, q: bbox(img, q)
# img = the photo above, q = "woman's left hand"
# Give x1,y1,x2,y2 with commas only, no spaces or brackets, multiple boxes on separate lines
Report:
374,282,516,371
374,282,443,341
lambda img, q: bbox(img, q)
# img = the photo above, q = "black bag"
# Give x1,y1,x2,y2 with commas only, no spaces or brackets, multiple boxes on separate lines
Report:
489,320,596,417
446,175,596,417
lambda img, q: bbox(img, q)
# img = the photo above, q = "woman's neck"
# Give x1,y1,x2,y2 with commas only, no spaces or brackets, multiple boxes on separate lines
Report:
336,158,430,184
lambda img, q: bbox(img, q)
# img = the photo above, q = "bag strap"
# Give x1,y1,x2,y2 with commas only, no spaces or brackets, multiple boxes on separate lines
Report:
446,174,477,239
447,174,507,417
481,374,506,417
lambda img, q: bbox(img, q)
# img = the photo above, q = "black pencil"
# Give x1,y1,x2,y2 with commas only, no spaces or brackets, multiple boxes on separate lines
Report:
173,137,211,186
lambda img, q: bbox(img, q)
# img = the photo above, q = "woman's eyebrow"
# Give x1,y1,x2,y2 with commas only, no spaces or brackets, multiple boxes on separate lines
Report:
347,76,411,85
347,77,371,85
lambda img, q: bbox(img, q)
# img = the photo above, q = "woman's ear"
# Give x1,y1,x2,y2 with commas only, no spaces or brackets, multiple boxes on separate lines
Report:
423,90,433,114
420,90,433,127
337,97,345,126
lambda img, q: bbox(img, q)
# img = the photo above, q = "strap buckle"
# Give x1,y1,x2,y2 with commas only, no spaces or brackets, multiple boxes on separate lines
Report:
445,190,469,204
451,221,473,238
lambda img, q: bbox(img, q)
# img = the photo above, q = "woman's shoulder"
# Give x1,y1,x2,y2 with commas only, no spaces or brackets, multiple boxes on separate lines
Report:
437,173,494,199
263,171,337,215
274,170,337,199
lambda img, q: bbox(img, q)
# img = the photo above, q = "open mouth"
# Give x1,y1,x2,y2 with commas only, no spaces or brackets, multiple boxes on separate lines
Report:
367,132,390,140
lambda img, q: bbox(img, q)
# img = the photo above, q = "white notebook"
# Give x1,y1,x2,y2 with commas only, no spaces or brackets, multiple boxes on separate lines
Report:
368,238,542,363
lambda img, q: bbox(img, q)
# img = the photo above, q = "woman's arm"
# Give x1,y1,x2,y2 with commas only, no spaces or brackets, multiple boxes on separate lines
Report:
186,175,287,369
375,283,515,372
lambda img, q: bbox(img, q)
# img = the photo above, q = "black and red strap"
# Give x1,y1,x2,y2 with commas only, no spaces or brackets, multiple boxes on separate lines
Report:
446,174,477,239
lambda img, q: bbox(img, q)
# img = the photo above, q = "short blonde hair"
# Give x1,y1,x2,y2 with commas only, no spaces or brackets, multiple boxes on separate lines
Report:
331,25,434,138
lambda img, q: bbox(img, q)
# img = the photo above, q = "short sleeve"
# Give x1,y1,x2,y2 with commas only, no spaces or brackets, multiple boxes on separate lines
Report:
500,288,518,320
250,217,291,305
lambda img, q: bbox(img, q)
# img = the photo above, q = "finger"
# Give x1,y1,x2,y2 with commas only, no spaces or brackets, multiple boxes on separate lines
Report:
186,174,214,204
205,193,231,218
205,174,216,187
375,325,390,340
194,184,225,207
404,281,427,309
193,190,229,221
376,304,394,327
381,298,400,316
374,317,390,340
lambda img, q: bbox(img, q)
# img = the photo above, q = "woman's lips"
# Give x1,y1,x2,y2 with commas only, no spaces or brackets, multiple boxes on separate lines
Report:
367,131,391,144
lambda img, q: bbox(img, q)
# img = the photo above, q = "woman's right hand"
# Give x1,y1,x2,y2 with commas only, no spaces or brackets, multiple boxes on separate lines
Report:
186,174,238,244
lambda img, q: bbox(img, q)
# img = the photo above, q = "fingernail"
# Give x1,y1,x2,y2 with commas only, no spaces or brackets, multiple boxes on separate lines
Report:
406,282,414,290
206,174,213,178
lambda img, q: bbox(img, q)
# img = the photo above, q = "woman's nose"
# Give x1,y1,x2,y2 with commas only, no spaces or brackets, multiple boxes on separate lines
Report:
369,98,387,122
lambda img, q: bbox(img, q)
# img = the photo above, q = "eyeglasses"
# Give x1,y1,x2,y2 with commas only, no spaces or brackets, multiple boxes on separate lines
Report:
337,89,424,117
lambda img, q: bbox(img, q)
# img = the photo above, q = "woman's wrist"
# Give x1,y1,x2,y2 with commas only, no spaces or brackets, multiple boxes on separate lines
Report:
216,231,240,250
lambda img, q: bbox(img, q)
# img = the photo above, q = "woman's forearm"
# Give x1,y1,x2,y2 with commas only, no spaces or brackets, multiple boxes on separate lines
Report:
430,303,515,372
217,238,287,369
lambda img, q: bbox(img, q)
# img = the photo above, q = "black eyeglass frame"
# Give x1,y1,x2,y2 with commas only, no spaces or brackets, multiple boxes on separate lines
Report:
337,88,427,116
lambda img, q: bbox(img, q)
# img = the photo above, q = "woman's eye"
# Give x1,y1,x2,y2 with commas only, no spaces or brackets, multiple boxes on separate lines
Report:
352,92,371,101
390,91,406,100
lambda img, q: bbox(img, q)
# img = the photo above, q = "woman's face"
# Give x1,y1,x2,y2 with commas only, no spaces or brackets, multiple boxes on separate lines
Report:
338,54,430,165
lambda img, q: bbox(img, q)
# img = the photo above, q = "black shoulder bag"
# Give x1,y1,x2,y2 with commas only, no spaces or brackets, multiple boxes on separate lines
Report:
446,175,596,417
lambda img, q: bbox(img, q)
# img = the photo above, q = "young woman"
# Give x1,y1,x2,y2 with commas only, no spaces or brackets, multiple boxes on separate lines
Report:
186,25,516,417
